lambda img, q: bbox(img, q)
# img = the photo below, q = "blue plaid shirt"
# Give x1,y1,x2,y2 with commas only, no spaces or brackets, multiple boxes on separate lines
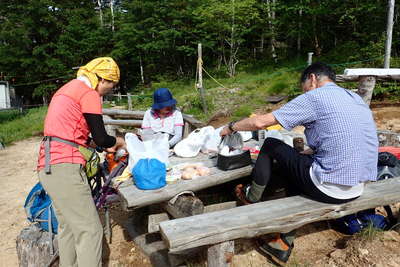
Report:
273,82,378,186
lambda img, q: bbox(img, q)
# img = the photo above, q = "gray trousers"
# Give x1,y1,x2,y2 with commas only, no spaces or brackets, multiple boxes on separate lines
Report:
39,163,103,267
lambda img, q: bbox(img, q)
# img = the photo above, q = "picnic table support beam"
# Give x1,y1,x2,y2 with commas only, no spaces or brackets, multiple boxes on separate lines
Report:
357,75,376,106
207,241,234,267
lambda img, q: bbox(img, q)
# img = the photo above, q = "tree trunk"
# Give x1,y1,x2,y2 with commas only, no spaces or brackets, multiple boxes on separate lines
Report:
357,76,376,106
384,0,395,68
139,55,145,84
260,32,264,54
97,0,103,26
312,13,321,56
110,0,115,32
227,0,239,77
297,7,302,54
267,0,277,62
16,224,59,267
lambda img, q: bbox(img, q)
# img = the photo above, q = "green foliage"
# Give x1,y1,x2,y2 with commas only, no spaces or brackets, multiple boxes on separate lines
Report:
0,109,24,123
268,81,290,95
0,107,47,145
232,105,252,121
0,0,398,106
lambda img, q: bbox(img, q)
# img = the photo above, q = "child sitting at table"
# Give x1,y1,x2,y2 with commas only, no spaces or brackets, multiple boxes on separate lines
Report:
141,88,184,148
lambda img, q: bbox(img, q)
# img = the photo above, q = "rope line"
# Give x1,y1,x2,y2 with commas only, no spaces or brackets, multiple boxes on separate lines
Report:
202,67,229,89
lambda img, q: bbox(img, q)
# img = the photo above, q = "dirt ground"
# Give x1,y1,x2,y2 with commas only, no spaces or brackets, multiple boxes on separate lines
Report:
1,105,399,267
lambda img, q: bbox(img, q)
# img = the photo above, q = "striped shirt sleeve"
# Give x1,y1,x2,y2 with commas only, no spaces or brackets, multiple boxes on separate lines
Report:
272,93,316,130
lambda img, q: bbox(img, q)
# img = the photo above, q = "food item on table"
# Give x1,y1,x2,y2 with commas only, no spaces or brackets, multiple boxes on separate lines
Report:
181,169,197,180
197,166,210,176
182,166,196,173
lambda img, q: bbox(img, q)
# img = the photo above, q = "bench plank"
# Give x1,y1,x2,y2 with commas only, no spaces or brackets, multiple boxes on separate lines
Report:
117,166,252,209
160,178,400,252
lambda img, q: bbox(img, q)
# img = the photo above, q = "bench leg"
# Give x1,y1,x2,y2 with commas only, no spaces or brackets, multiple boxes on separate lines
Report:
207,241,234,267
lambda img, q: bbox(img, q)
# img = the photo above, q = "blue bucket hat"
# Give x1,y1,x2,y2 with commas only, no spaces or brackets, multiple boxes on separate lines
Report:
152,88,177,110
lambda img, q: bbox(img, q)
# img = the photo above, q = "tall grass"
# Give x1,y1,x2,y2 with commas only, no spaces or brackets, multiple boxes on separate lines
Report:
0,107,47,145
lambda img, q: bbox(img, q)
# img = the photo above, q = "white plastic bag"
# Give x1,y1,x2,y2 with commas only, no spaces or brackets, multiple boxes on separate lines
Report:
126,133,169,169
174,126,213,157
201,126,222,153
238,131,252,142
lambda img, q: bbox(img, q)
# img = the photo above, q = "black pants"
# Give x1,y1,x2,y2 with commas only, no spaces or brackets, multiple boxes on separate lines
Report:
253,138,357,204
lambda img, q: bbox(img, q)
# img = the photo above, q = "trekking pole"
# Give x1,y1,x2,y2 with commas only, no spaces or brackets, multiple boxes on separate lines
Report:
46,250,59,267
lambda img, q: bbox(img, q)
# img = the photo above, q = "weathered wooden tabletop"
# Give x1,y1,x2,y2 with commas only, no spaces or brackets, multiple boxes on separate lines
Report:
112,149,254,210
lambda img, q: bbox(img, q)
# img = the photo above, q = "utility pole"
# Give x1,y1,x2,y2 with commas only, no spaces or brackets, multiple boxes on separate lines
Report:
384,0,395,68
197,43,208,113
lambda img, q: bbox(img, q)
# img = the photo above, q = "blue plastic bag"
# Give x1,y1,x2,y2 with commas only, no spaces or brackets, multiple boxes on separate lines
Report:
133,158,166,190
24,182,58,234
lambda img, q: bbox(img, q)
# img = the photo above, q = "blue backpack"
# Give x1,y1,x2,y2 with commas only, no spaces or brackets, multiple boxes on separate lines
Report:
133,158,166,190
24,182,58,234
333,209,388,235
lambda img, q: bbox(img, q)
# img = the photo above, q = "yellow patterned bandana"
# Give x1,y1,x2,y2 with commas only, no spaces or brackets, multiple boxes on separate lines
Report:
77,57,120,89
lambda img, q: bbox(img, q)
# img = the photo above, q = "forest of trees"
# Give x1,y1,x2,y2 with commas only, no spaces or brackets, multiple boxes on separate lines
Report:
0,0,398,102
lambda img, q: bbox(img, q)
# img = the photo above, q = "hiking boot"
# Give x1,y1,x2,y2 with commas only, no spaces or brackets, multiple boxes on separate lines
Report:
235,184,254,205
256,232,295,264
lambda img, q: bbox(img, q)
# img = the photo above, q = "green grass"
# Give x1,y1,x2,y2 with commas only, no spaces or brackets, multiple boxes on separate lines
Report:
0,107,47,145
356,223,384,241
118,63,303,122
0,109,25,123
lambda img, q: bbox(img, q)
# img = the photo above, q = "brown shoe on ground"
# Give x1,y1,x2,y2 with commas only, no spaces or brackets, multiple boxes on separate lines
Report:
235,184,254,205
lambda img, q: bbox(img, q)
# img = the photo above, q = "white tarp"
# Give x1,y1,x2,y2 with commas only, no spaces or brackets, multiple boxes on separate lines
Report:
0,82,11,109
344,68,400,76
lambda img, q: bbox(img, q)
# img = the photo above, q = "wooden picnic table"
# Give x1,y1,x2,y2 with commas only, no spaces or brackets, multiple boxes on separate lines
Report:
112,151,254,210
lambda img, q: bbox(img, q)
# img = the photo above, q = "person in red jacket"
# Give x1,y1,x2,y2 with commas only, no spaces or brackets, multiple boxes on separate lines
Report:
37,57,125,267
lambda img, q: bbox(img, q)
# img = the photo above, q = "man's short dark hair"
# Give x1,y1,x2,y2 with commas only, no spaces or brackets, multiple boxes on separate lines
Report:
300,62,336,83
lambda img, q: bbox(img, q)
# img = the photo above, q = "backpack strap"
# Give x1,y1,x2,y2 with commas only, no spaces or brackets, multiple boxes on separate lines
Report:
43,136,80,175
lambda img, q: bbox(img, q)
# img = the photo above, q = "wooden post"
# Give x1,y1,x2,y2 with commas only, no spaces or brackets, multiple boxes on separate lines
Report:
384,0,395,68
127,93,132,111
307,52,313,66
117,91,121,101
357,76,376,106
207,241,234,267
197,43,208,113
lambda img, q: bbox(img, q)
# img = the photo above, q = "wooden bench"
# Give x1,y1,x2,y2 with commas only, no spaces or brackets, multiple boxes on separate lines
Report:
159,177,400,265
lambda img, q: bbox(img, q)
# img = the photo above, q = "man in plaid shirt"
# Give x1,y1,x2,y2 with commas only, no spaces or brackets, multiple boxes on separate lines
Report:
221,62,378,264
